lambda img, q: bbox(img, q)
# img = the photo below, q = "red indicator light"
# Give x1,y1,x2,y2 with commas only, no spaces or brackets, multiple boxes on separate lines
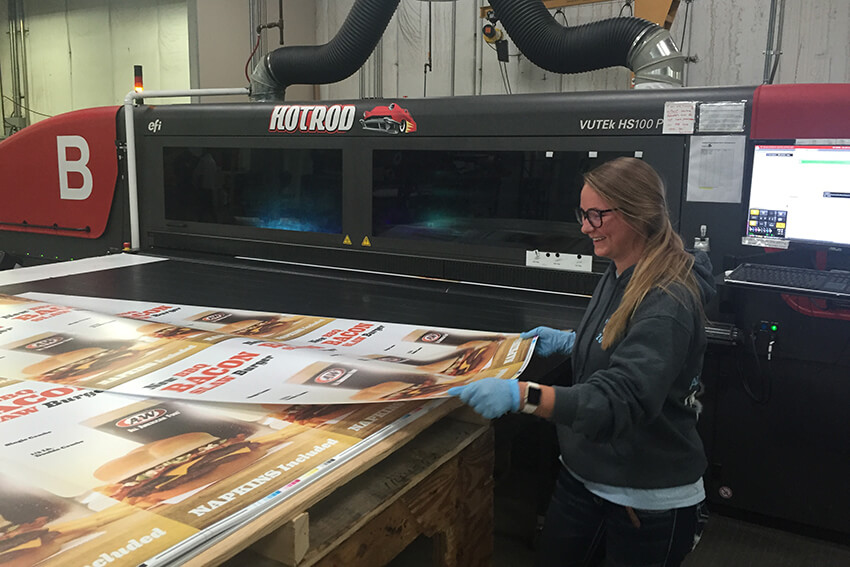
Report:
134,65,144,92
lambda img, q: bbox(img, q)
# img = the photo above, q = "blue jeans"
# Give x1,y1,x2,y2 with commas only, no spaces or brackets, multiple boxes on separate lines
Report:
537,467,707,567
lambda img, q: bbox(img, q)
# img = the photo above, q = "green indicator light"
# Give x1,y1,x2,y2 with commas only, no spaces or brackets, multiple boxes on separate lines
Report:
770,324,778,332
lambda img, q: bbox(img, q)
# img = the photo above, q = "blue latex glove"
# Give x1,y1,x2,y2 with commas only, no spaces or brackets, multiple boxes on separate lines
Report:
447,377,520,419
520,326,576,357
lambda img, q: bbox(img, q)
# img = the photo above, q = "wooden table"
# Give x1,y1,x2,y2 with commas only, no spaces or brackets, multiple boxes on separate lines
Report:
181,401,495,567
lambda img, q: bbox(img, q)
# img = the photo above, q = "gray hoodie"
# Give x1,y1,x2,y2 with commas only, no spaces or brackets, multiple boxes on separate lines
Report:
552,251,716,489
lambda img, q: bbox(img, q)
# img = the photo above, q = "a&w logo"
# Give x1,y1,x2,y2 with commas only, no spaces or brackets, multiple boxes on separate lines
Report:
315,368,347,384
26,336,67,350
421,332,446,343
116,408,167,427
269,105,356,133
201,312,231,323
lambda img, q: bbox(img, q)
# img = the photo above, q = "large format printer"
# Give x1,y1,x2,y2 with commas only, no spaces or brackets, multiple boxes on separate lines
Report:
1,81,849,540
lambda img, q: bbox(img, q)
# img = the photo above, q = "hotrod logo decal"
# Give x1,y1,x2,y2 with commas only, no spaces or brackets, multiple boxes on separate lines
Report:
360,103,417,135
269,104,356,133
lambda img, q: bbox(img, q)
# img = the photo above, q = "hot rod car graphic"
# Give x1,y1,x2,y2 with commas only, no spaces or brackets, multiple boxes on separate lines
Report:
360,103,417,134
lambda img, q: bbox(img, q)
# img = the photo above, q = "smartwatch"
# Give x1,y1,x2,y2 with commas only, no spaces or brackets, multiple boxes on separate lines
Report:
521,382,542,414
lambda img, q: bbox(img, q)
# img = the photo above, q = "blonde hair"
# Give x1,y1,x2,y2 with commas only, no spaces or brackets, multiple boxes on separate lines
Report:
583,157,703,349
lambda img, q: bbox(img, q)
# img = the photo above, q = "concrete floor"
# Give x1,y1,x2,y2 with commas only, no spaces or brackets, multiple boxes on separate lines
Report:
388,414,850,567
389,482,850,567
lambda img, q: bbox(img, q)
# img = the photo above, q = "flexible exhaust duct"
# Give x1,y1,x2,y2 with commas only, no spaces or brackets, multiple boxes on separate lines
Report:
487,0,685,87
250,0,400,101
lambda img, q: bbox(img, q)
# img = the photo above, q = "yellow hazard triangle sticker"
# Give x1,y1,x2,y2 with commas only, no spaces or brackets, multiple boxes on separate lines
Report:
361,236,372,247
343,235,352,245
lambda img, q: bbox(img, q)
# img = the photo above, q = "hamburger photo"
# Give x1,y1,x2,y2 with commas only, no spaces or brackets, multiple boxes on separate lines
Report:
349,379,456,401
0,498,64,567
216,316,304,337
136,322,212,341
21,346,145,385
0,475,87,567
261,404,356,428
430,340,502,376
363,339,503,377
403,328,506,346
0,294,35,307
93,431,274,507
187,310,305,338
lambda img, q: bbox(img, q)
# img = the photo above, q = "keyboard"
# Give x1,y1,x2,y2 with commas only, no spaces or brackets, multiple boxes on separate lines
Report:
725,263,850,296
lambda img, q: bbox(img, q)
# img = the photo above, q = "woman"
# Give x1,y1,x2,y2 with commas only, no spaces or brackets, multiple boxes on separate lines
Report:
449,157,713,566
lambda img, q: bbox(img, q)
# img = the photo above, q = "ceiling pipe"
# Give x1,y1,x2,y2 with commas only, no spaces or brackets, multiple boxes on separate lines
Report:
250,0,400,101
487,0,685,87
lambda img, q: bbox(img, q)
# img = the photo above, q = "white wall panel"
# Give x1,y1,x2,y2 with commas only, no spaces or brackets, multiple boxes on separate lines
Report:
779,0,850,84
108,3,158,100
193,0,249,102
22,0,72,120
669,0,850,87
270,0,317,102
158,1,191,92
0,0,12,127
66,0,113,108
394,2,427,98
317,0,357,100
313,0,850,100
319,0,636,99
673,0,770,87
452,1,477,96
3,0,189,123
3,0,850,121
379,10,400,98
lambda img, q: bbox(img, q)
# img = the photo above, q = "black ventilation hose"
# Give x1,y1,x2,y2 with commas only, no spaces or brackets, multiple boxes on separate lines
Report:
488,0,657,74
258,0,400,97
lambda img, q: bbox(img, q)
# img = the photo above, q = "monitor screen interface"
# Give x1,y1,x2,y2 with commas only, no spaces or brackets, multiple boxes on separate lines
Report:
746,143,850,247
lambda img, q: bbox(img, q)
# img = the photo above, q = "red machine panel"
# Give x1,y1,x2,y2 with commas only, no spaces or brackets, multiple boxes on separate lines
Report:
751,83,850,140
0,106,120,239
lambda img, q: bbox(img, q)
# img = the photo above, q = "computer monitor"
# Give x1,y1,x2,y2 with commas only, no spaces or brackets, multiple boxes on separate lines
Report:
743,142,850,249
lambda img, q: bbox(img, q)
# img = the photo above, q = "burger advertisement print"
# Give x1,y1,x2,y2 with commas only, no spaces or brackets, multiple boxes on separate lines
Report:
0,380,363,566
1,294,535,406
0,294,537,565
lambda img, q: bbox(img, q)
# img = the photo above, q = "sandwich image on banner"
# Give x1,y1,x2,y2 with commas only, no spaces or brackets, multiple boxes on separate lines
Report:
0,379,371,556
92,431,270,507
7,293,537,405
0,294,37,307
0,313,223,390
259,400,424,439
0,471,194,567
183,310,334,340
360,340,503,377
285,360,443,402
83,399,291,509
402,328,507,346
0,472,92,567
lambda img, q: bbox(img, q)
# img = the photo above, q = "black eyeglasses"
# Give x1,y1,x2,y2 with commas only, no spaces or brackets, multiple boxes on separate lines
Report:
574,207,617,228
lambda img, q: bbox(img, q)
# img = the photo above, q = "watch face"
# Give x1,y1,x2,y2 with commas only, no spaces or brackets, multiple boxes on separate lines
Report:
527,384,542,406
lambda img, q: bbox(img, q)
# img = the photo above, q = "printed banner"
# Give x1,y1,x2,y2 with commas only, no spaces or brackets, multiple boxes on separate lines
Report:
0,375,435,567
0,293,535,405
0,292,533,566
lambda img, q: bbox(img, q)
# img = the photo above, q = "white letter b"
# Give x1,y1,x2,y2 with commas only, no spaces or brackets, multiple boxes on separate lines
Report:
57,135,93,200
